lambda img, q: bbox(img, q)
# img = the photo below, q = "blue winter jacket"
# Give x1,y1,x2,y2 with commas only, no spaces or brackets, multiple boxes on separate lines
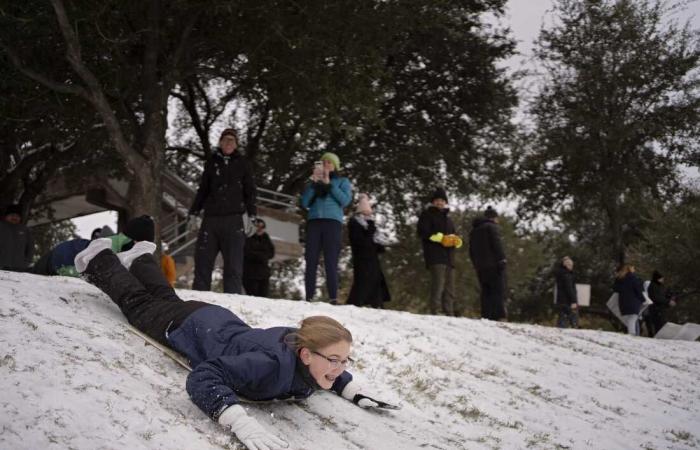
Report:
167,305,353,419
50,238,90,275
300,174,352,223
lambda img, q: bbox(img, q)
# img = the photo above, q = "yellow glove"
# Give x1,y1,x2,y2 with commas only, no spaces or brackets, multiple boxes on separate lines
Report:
454,236,463,249
429,232,444,243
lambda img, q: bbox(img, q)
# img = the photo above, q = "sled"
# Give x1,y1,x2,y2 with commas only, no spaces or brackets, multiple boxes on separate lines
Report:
606,292,652,324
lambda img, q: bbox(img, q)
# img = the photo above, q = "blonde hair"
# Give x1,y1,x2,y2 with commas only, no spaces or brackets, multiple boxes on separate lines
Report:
286,316,352,352
616,264,635,279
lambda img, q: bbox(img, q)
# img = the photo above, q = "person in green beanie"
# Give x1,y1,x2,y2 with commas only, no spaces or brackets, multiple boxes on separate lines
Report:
300,152,352,304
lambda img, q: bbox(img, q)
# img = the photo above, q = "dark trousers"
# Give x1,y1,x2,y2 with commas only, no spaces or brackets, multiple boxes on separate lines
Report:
243,278,270,298
477,267,507,320
86,250,208,346
557,304,579,328
304,219,342,301
193,214,246,294
428,264,455,315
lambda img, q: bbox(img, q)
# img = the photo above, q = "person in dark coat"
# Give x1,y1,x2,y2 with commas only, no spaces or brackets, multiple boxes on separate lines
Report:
243,218,275,297
74,237,393,450
416,188,462,315
0,204,33,272
469,206,507,321
554,256,578,328
644,270,676,336
189,128,257,294
613,264,646,335
347,194,390,308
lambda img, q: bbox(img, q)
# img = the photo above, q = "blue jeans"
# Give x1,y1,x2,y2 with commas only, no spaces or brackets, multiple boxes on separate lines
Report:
304,219,342,300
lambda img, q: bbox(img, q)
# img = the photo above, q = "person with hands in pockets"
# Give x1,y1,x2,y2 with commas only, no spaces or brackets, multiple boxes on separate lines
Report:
73,236,392,450
300,152,352,304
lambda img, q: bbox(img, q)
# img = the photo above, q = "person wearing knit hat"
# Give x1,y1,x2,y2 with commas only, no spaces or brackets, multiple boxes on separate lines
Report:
645,269,676,337
0,204,33,271
469,205,507,321
188,125,258,295
347,194,391,308
125,215,155,243
416,188,462,316
300,152,353,304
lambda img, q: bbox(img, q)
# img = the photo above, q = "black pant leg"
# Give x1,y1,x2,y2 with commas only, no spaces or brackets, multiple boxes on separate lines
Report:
129,254,179,302
220,214,245,294
193,217,220,291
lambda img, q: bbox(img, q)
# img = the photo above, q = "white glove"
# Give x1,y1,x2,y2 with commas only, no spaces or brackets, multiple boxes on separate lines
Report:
187,214,201,233
219,405,288,450
243,214,257,237
341,381,379,408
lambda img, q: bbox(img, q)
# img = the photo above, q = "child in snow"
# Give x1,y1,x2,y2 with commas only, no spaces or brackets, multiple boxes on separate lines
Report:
74,237,391,450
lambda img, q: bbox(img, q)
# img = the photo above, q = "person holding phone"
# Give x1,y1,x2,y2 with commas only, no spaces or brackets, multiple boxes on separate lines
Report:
300,153,352,304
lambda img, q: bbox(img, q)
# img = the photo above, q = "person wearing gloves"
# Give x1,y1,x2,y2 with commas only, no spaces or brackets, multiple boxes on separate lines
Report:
554,256,578,328
469,206,508,321
347,194,391,308
416,188,462,316
300,152,352,304
613,264,646,335
73,237,393,450
189,128,257,294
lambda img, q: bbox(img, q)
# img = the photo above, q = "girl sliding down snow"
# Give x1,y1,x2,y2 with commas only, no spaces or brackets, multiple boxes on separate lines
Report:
74,237,392,450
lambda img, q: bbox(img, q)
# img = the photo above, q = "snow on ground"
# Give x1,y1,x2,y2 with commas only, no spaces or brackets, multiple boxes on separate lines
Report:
1,270,699,450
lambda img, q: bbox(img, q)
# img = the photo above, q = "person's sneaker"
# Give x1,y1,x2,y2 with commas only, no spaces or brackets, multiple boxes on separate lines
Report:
116,241,157,269
74,238,113,273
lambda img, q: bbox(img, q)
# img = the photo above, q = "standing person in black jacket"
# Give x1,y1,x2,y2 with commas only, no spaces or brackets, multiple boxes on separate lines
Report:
347,194,391,308
469,206,507,321
189,128,257,294
242,219,275,297
554,256,578,328
416,188,462,315
645,270,676,336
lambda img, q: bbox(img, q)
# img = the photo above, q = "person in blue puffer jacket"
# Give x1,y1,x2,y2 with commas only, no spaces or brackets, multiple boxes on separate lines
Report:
74,237,389,450
300,152,352,304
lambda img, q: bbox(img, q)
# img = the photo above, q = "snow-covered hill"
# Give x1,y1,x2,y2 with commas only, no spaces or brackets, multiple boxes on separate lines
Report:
1,270,699,450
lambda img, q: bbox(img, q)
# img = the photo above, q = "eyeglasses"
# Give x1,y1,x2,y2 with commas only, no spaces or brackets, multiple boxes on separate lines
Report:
312,351,354,369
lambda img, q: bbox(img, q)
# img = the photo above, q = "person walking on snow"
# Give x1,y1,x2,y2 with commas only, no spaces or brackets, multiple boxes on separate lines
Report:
0,204,33,272
347,194,391,308
300,152,352,304
73,237,394,450
189,128,257,294
469,206,507,321
416,188,462,316
554,256,578,328
613,264,646,336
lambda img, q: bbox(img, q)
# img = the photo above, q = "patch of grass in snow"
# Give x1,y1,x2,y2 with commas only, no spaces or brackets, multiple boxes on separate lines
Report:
666,429,695,444
526,432,551,447
379,348,398,362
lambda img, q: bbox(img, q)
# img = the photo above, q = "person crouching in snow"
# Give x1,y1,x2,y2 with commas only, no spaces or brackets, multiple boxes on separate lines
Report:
74,237,391,450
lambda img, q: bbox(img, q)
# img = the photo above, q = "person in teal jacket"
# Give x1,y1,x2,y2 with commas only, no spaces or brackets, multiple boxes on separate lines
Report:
300,152,352,303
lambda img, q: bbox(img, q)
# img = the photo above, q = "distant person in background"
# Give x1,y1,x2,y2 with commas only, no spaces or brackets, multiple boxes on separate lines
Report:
189,128,257,294
417,188,462,316
160,243,177,287
0,204,34,272
347,194,391,308
554,256,578,328
613,264,646,336
469,206,507,321
243,218,275,297
300,152,352,304
645,270,676,336
31,225,115,277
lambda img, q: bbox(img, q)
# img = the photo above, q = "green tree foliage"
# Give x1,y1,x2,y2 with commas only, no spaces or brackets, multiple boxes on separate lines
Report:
514,0,700,265
167,1,517,221
630,192,700,323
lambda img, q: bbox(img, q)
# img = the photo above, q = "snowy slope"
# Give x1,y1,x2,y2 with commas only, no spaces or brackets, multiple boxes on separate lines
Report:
1,270,699,450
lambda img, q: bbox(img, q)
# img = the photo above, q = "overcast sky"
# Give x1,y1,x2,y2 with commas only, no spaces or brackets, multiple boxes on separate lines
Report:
72,0,700,238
